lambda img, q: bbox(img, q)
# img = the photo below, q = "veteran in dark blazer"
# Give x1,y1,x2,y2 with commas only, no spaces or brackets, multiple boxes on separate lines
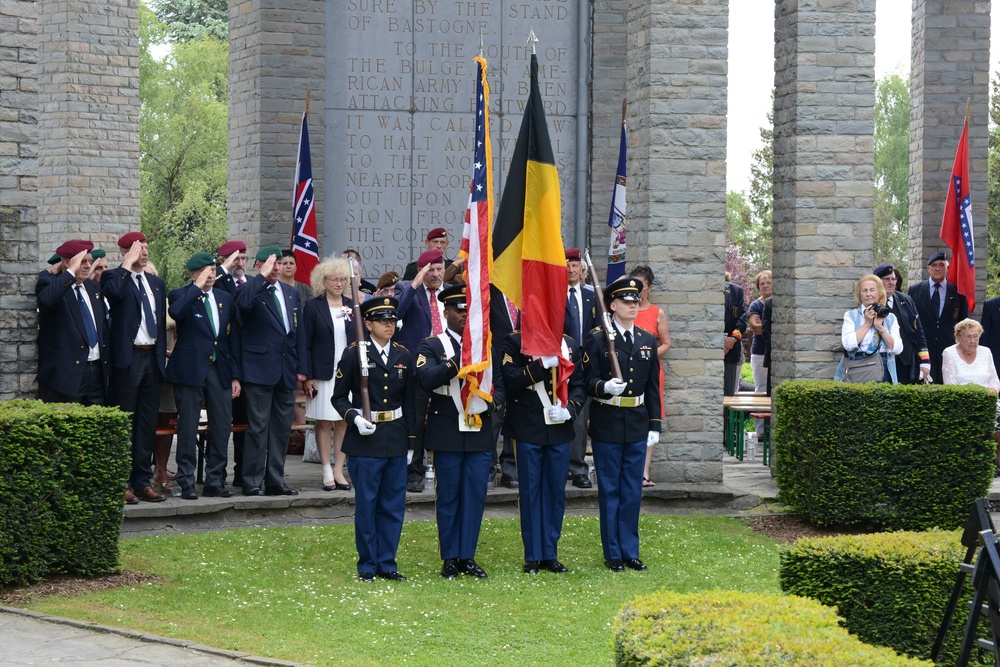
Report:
874,264,930,384
332,297,415,582
213,239,248,296
907,251,970,384
584,277,662,573
981,294,1000,381
166,252,241,500
102,231,169,502
35,239,109,406
235,246,308,496
500,326,585,575
723,278,748,396
563,248,598,488
415,285,505,580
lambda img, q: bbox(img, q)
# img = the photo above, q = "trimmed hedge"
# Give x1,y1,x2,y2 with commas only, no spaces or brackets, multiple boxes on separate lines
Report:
774,380,995,530
780,530,985,666
613,590,931,666
0,400,130,588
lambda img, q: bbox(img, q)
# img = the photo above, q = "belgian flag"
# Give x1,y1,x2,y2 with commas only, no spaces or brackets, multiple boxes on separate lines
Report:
493,53,567,358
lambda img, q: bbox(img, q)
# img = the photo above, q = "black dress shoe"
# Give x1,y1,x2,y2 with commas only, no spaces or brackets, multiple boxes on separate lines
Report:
501,477,519,489
523,560,540,574
265,485,299,496
202,485,234,498
571,474,593,489
243,487,264,496
406,481,425,493
378,571,407,581
623,558,647,571
458,559,488,579
358,572,375,582
180,487,198,500
335,482,352,491
604,558,624,572
441,559,459,579
540,559,568,573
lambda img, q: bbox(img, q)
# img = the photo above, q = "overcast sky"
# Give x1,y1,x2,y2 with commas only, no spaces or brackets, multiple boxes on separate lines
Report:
726,0,998,193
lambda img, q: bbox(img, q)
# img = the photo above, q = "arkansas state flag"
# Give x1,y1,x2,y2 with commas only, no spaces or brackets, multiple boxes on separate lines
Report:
940,118,976,313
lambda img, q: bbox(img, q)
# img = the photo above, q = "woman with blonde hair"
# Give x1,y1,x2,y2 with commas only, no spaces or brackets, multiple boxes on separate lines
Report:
303,258,356,490
840,274,902,383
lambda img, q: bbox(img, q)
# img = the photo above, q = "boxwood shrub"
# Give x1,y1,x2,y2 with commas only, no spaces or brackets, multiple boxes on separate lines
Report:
774,380,995,530
780,530,986,666
613,589,931,666
0,400,130,588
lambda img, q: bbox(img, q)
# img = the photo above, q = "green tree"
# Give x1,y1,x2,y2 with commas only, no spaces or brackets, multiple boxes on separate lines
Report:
873,72,911,276
151,0,228,41
140,4,228,289
726,117,773,277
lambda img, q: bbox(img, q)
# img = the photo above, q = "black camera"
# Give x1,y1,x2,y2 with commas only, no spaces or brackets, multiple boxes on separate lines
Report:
868,303,890,319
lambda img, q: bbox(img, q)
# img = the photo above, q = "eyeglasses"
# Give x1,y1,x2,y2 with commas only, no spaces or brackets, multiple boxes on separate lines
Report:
325,276,348,283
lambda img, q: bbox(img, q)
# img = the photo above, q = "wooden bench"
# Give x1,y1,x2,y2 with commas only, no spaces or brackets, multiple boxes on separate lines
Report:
723,394,772,465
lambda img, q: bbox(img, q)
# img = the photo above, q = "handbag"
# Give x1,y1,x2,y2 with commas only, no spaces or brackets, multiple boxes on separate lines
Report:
843,331,884,383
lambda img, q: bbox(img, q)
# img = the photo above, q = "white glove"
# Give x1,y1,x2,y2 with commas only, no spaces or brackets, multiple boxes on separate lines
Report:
604,378,627,396
646,431,659,448
547,404,571,422
468,396,488,415
354,414,376,436
540,355,559,369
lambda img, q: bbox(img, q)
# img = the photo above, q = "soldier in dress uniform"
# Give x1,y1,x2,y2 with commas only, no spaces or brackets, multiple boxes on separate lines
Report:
583,277,662,572
500,322,586,575
331,297,415,582
415,284,505,580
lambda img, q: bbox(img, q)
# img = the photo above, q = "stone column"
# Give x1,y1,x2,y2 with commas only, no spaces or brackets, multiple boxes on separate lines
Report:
908,0,989,298
36,0,139,257
627,0,729,484
771,0,876,385
228,0,325,252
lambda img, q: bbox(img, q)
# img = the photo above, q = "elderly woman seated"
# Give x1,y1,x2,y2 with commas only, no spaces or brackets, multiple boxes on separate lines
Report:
942,318,1000,473
838,274,903,384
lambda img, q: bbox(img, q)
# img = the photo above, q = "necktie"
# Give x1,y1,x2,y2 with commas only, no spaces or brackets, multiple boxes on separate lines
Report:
506,296,519,329
567,286,582,345
381,348,388,364
624,329,633,349
236,277,244,285
136,274,156,337
268,285,287,332
76,286,98,348
932,283,941,319
429,287,443,335
204,293,217,336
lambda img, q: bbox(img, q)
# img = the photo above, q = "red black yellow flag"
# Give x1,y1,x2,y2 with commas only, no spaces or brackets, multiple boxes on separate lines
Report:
492,53,567,358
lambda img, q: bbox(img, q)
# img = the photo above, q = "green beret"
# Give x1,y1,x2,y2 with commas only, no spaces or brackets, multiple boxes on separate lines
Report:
186,251,216,271
90,249,106,260
47,253,61,265
256,246,283,262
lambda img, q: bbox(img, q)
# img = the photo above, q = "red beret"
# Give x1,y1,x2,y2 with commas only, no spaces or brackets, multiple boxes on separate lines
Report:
417,249,444,268
56,239,94,258
426,227,447,241
565,248,582,262
117,231,147,249
218,240,247,256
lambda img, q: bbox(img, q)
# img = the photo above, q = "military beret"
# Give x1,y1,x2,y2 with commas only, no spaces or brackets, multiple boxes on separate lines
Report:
117,231,147,249
56,239,94,258
90,249,106,260
417,249,444,268
426,227,447,241
565,248,582,262
873,264,894,278
47,253,61,265
376,271,400,290
186,252,216,271
217,240,246,256
927,251,946,265
256,246,282,262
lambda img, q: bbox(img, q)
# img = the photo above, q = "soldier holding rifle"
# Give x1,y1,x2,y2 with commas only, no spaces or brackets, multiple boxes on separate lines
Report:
582,275,662,573
331,296,415,583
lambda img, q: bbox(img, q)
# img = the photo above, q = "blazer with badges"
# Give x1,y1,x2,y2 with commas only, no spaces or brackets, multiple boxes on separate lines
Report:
583,325,662,442
414,333,506,453
235,273,307,387
888,291,929,382
302,295,357,381
331,339,416,458
164,283,240,387
35,272,110,394
723,281,748,364
499,331,586,445
214,265,239,295
101,266,168,372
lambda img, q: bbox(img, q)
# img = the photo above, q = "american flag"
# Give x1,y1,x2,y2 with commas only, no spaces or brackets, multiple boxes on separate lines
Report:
940,116,976,313
458,55,494,427
293,110,319,285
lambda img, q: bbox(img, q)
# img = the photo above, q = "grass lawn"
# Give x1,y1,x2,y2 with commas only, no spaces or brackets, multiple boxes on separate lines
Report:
27,515,781,667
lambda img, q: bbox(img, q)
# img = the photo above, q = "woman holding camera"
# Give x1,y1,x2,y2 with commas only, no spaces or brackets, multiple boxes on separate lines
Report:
840,274,903,383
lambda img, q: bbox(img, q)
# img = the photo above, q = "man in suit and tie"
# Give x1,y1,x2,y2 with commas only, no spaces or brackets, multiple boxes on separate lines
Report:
166,252,242,500
235,246,308,496
35,239,110,407
214,239,248,296
395,248,450,491
102,231,169,502
907,251,970,384
723,277,748,396
874,264,931,384
564,248,597,489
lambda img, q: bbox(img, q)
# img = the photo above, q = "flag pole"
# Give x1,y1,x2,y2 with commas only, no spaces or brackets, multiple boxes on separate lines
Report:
966,97,971,125
527,27,537,54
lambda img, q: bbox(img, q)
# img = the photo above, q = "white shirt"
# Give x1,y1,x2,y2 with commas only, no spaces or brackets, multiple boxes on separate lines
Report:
202,289,219,336
942,345,1000,393
371,340,390,363
130,269,157,345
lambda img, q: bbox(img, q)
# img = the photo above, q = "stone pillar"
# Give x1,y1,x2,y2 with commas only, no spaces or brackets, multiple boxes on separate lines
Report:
771,0,876,385
0,0,38,400
908,0,989,298
36,0,139,257
228,0,325,252
627,0,728,484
